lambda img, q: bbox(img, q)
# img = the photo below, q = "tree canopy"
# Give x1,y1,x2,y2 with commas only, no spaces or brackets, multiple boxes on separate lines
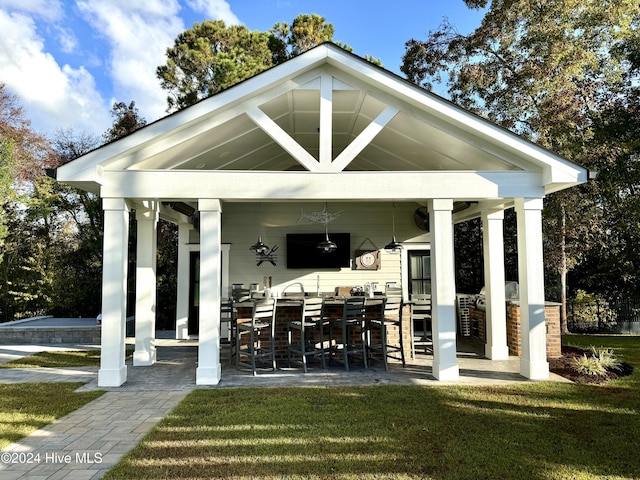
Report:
401,0,637,151
156,13,380,112
401,1,640,318
157,20,274,111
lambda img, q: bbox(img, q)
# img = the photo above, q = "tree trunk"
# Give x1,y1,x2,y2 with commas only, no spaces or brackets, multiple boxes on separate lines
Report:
560,205,569,334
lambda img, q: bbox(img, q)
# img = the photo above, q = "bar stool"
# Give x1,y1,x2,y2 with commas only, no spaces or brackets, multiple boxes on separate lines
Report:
236,298,277,375
220,298,237,365
411,294,432,357
330,297,368,371
367,296,406,370
287,297,327,372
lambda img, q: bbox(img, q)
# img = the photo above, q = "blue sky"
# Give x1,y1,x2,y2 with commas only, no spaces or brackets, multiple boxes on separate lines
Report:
0,0,486,138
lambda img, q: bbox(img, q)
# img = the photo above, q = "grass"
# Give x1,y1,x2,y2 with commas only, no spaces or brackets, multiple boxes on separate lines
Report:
0,348,133,369
0,383,104,450
102,334,640,480
0,349,102,368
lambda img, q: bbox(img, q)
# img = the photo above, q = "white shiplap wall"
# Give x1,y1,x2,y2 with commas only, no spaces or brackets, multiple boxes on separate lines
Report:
193,201,430,296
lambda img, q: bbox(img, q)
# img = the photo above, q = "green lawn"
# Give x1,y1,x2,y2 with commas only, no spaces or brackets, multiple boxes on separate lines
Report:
0,348,133,369
0,349,102,368
103,334,640,480
0,383,104,450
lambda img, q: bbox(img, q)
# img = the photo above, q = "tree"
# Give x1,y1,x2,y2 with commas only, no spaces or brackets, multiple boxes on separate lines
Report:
401,1,640,329
103,101,147,143
0,84,56,321
157,14,381,112
0,139,14,260
157,20,273,112
568,32,640,297
48,100,149,318
270,13,336,62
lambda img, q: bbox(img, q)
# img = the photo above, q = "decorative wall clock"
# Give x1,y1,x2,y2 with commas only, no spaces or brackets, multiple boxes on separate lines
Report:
354,238,381,270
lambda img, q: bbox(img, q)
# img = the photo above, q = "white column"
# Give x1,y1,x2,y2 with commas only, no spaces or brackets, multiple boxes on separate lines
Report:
133,202,158,366
175,222,192,340
515,197,549,379
481,207,509,360
98,198,130,387
428,199,459,380
196,199,222,385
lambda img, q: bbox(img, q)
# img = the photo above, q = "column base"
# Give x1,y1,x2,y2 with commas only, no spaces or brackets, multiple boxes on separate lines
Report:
196,366,222,385
133,347,157,366
98,365,127,387
432,360,459,381
485,344,510,361
176,321,188,340
520,358,549,380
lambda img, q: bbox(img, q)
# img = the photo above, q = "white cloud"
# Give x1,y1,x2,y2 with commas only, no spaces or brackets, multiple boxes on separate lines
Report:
56,25,78,54
0,0,62,20
186,0,241,25
77,0,187,122
0,9,110,136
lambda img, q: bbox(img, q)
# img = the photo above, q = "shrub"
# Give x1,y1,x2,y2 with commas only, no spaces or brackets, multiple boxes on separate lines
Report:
573,354,607,376
589,346,623,372
572,345,623,376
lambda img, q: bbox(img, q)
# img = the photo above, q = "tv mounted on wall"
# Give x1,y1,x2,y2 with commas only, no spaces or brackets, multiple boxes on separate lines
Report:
286,233,351,269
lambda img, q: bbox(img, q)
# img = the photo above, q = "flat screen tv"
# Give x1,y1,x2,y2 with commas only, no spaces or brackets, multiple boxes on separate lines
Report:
286,233,351,269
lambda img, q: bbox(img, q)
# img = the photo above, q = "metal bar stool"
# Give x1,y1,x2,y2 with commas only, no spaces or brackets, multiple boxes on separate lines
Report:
411,294,432,357
236,298,277,375
330,297,368,371
287,297,327,372
220,298,236,365
367,296,406,370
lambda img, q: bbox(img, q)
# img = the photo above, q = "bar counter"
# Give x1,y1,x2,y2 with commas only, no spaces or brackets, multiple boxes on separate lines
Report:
234,296,411,366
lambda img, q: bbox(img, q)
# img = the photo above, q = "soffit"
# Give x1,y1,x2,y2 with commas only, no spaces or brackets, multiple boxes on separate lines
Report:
125,73,531,173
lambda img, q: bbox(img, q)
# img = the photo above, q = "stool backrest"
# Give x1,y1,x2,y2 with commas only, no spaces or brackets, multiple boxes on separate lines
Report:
221,298,234,320
302,297,324,320
411,295,431,320
343,296,366,321
233,288,251,302
384,296,402,318
252,298,276,321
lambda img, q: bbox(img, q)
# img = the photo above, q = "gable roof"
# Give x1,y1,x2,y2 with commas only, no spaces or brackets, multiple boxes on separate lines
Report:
56,42,587,200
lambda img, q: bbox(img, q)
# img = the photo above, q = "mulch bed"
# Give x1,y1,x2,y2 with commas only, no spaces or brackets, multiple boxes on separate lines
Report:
549,345,634,384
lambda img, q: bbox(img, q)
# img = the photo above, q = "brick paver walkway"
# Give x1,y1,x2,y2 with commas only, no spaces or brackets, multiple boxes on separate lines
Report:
0,390,187,479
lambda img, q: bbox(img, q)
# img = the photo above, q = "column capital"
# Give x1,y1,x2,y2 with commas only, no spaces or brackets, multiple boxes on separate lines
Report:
102,198,130,212
428,198,453,211
199,199,222,212
135,201,160,221
514,197,544,211
481,208,505,221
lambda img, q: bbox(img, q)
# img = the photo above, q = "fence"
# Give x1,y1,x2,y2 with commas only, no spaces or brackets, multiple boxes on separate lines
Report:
567,296,640,334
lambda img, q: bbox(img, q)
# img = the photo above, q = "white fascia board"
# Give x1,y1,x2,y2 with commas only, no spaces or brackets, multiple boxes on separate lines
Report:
101,170,544,201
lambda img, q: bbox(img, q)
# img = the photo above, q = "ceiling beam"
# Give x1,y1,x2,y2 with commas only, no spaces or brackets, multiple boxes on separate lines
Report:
246,106,319,171
319,74,333,167
329,105,399,172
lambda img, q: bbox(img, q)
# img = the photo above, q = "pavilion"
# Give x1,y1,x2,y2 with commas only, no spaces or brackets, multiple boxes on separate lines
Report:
55,43,588,387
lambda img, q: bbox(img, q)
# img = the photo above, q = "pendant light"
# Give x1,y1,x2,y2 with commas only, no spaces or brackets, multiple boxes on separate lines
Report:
249,203,269,255
317,202,337,253
384,202,403,251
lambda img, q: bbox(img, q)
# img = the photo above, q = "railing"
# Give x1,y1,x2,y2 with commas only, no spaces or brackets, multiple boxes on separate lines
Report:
567,296,640,334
